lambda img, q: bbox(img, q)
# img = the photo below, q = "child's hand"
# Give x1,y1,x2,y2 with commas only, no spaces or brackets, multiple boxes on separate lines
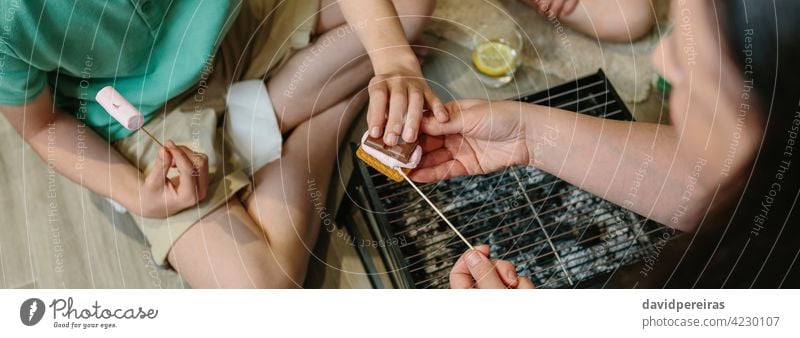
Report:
367,69,448,146
139,140,209,218
522,0,580,18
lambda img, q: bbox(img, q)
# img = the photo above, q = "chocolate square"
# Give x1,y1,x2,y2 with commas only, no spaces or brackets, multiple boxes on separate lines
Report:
364,136,418,163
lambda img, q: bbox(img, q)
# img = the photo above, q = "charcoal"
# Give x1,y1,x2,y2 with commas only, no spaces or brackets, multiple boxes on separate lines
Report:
374,165,668,288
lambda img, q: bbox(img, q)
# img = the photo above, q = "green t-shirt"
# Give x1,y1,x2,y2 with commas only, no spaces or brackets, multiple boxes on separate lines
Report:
0,0,240,141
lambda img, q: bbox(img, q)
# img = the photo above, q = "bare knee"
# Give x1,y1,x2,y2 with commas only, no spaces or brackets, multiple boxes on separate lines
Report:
598,0,655,42
392,0,436,41
167,201,309,288
245,188,322,252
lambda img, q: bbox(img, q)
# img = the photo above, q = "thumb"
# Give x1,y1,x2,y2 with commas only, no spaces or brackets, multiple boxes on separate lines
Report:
145,147,171,187
465,249,506,289
474,244,491,256
419,112,465,136
419,100,484,136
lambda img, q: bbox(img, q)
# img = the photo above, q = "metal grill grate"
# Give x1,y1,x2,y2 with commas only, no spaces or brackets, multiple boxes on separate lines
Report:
347,70,671,288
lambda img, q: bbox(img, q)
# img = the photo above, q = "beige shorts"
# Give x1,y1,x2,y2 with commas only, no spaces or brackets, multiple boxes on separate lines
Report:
112,0,320,266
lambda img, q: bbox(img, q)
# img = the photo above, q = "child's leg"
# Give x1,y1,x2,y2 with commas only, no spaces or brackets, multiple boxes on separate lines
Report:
558,0,655,43
165,0,434,288
231,0,433,284
166,91,365,288
267,0,435,133
243,91,368,285
167,199,296,288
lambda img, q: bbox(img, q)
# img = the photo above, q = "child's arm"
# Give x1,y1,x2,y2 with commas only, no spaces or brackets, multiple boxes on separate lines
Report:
337,0,448,146
1,87,208,219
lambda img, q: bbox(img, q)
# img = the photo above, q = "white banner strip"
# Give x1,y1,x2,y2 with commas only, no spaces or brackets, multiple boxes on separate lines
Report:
1,289,797,337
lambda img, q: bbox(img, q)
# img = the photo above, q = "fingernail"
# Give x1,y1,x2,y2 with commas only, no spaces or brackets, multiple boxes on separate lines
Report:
386,133,398,145
402,127,415,142
507,270,518,283
370,126,382,138
392,123,403,135
466,250,482,267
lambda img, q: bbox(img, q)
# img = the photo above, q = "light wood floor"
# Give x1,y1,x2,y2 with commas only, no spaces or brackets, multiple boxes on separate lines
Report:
0,0,667,289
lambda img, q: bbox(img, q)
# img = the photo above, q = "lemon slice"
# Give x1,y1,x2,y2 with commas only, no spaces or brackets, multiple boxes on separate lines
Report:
472,40,518,77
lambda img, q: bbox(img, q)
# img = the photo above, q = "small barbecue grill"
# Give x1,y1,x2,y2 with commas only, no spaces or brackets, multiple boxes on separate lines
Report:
338,70,671,288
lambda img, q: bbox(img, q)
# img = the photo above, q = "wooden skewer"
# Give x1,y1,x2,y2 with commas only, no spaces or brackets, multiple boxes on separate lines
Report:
139,127,164,148
396,169,475,250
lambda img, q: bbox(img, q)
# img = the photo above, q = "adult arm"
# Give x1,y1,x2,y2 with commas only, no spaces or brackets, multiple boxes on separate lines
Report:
414,100,715,232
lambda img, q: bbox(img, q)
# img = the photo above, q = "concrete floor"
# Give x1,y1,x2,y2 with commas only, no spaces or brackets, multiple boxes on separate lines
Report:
0,0,667,289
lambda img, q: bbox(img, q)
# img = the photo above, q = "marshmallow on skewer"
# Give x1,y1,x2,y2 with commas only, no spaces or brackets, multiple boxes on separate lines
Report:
96,86,145,130
95,86,162,147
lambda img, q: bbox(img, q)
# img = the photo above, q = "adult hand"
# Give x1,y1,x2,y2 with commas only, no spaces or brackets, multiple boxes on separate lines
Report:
450,245,534,289
410,99,531,182
367,66,448,146
139,140,209,218
521,0,580,18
